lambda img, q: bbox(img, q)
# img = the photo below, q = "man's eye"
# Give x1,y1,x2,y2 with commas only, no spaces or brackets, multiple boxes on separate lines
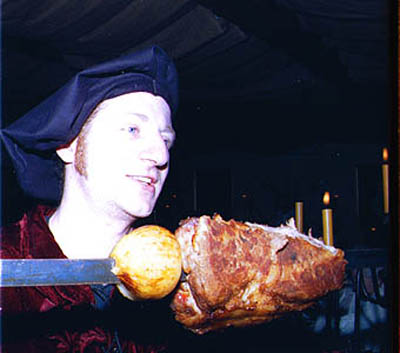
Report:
127,126,139,134
163,138,173,149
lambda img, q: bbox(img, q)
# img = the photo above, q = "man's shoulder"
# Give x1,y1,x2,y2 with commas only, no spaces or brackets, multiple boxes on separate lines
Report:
1,205,55,258
1,211,25,257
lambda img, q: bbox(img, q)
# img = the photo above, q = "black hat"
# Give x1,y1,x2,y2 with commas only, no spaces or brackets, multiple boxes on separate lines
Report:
1,45,179,203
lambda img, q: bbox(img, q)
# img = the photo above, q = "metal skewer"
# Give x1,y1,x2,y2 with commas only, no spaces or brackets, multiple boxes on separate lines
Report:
0,258,120,287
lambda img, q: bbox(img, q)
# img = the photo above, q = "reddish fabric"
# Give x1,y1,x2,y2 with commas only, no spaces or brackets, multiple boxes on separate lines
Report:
0,205,168,353
1,205,95,314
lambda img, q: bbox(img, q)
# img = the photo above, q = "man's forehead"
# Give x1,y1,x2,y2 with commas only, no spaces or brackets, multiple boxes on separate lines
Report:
93,94,174,132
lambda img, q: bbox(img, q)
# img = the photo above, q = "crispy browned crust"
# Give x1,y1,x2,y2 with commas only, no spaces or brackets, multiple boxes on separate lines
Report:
170,214,347,334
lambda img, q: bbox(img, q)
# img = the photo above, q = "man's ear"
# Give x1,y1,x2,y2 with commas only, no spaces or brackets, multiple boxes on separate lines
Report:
56,138,78,164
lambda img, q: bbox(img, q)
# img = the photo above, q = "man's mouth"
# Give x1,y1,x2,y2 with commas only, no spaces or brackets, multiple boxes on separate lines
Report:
133,176,154,184
128,175,157,188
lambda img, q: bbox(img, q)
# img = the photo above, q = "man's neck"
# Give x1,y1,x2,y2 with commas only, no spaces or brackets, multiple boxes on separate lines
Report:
49,198,135,259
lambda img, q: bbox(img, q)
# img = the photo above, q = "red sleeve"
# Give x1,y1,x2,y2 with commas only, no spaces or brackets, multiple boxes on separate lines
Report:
1,212,95,314
1,284,95,314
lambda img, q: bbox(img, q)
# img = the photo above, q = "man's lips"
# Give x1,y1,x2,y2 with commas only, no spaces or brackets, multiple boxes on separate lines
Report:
127,175,157,191
130,175,156,184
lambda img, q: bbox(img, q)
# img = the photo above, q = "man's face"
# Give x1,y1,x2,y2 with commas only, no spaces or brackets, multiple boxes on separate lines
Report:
73,91,175,219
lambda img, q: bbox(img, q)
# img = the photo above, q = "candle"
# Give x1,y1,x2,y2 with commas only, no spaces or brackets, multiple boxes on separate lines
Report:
295,202,303,233
322,192,333,246
382,148,389,214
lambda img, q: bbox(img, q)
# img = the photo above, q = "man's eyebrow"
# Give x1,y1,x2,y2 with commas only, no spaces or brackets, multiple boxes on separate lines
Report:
129,113,148,121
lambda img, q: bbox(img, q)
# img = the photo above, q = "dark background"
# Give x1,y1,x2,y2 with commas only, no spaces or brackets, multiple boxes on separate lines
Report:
1,1,394,245
0,2,396,351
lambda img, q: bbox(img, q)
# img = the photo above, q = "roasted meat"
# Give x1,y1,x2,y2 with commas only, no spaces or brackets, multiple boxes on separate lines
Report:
170,214,347,334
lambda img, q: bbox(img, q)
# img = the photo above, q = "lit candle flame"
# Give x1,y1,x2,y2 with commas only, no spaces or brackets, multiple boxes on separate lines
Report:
382,148,388,162
323,192,330,206
382,148,389,213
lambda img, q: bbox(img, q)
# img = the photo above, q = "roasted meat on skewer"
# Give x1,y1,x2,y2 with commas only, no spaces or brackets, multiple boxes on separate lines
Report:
170,214,347,334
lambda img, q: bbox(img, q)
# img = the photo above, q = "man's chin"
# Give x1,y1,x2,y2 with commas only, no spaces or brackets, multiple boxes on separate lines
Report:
127,206,154,220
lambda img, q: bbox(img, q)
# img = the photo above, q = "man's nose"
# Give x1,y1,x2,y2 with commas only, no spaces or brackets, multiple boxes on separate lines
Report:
140,135,169,167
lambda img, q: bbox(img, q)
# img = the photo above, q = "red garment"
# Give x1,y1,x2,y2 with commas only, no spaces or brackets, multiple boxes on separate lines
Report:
1,205,168,353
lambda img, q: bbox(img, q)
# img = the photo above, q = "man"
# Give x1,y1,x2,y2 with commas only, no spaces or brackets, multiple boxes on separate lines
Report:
1,46,178,353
